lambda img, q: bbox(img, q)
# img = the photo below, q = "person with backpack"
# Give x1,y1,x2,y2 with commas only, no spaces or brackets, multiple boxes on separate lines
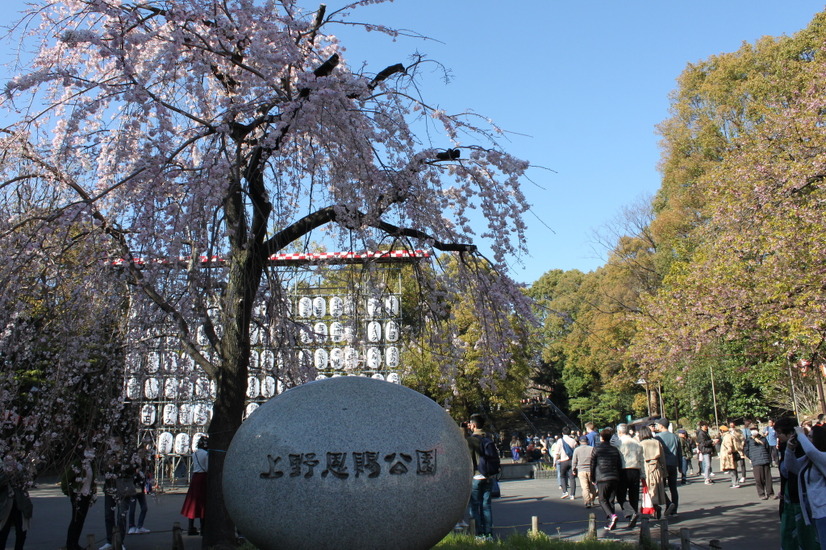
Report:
466,414,499,541
554,427,578,499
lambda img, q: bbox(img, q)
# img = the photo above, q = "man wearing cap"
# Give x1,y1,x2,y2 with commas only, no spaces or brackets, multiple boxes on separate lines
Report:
653,418,680,517
571,435,596,508
466,414,494,540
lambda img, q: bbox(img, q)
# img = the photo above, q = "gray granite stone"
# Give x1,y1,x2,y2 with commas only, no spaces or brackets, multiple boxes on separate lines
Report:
223,376,472,550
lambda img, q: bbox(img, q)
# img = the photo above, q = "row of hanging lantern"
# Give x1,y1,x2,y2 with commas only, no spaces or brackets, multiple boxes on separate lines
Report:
294,295,400,319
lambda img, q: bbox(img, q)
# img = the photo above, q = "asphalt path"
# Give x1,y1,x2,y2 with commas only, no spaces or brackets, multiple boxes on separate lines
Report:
490,468,780,549
15,463,779,549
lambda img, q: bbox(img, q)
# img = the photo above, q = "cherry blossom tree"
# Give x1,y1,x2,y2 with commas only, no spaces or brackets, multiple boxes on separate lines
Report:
0,0,534,544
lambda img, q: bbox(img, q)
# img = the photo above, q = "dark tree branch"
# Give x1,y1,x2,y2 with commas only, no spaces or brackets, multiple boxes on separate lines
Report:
261,204,477,258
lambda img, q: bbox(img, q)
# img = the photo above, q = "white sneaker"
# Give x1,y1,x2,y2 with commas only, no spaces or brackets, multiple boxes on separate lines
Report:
99,544,113,550
137,527,151,533
560,492,569,498
739,477,745,483
128,527,138,534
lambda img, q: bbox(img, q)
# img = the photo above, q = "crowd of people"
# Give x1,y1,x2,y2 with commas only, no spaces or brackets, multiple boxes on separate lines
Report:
0,432,208,550
465,414,826,548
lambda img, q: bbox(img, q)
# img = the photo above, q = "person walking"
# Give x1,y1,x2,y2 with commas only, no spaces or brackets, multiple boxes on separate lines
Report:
639,426,667,519
730,420,749,483
591,428,622,531
720,425,744,488
745,424,774,500
553,428,578,500
614,423,643,528
571,435,595,508
181,435,209,536
653,418,680,516
61,450,96,550
696,421,718,484
127,440,153,534
466,414,497,541
677,430,695,484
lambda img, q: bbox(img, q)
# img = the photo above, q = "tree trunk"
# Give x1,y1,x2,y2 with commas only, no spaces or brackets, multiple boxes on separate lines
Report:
202,245,264,548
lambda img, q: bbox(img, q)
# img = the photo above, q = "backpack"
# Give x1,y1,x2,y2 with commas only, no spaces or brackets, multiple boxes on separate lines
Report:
561,438,574,459
474,435,501,477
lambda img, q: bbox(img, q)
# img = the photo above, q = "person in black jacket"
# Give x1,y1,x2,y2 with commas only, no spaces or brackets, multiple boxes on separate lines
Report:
590,428,622,531
745,426,774,500
696,421,718,485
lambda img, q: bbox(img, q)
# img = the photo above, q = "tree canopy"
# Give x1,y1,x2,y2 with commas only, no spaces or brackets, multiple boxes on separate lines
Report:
0,0,535,545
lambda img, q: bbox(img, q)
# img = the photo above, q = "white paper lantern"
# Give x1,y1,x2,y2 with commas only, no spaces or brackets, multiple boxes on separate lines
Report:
384,321,399,342
384,295,400,316
193,404,210,426
125,377,140,399
174,433,191,454
314,348,329,369
164,378,179,399
144,378,159,399
329,348,343,370
162,404,178,426
147,352,160,373
367,321,382,343
164,352,178,373
297,297,312,318
247,376,261,398
195,377,210,398
178,379,194,399
178,404,193,425
329,296,344,317
158,432,174,454
366,347,382,369
261,350,275,370
366,297,381,318
262,376,276,398
312,297,326,317
140,404,156,426
386,346,400,368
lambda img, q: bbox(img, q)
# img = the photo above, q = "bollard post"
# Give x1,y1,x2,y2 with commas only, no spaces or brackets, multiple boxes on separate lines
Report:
710,540,722,549
660,518,669,549
173,521,185,550
680,527,692,550
639,516,651,546
86,534,96,550
112,525,122,550
469,518,476,536
586,513,596,539
531,515,539,536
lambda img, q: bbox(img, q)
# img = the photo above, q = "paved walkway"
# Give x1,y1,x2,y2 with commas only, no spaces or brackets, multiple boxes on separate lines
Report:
491,470,780,550
14,467,780,549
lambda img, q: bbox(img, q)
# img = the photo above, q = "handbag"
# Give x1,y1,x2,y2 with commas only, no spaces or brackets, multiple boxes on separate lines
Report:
490,478,501,498
640,479,655,516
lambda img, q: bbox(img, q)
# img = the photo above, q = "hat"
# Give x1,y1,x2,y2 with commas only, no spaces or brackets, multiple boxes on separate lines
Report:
578,436,588,443
677,429,687,435
719,425,729,432
656,418,669,428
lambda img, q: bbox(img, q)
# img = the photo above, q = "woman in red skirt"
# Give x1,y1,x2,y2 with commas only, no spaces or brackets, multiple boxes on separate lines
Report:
181,435,208,535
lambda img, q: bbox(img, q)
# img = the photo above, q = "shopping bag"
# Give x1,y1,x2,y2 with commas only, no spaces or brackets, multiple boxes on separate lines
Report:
640,479,655,516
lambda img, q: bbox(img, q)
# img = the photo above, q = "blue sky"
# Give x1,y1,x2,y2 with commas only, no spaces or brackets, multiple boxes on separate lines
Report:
2,1,824,284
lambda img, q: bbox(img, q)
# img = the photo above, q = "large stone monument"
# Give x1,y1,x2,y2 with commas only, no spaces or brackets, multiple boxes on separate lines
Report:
223,376,472,550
